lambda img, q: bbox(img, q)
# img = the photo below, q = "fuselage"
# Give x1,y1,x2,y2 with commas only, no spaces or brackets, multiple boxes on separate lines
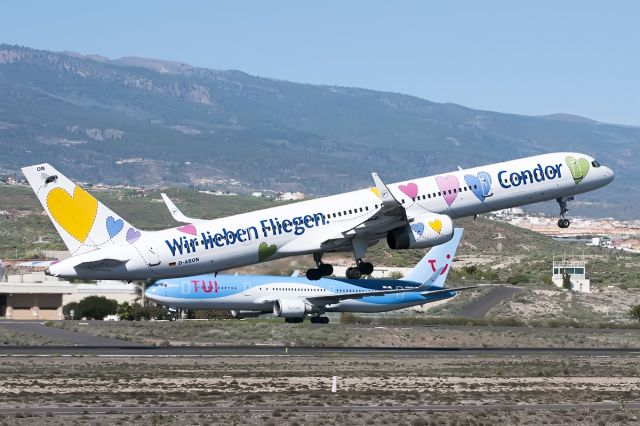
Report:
146,275,456,314
49,152,614,279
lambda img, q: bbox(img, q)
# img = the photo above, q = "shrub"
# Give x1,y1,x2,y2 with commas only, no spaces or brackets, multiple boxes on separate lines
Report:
76,296,118,320
62,301,80,320
629,305,640,322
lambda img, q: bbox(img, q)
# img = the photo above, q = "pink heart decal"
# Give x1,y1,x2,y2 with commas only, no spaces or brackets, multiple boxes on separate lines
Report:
398,182,418,198
435,175,460,207
177,224,197,236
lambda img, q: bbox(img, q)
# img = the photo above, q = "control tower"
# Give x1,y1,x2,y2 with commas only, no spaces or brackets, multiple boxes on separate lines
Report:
552,259,590,292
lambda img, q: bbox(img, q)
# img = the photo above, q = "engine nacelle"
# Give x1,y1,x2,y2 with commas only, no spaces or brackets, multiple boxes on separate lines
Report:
387,213,454,249
273,299,310,318
231,310,262,319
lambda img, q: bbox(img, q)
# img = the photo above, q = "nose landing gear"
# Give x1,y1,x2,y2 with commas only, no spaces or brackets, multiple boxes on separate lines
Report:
556,196,573,228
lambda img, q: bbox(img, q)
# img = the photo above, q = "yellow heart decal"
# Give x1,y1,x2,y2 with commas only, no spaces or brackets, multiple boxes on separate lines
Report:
428,219,442,234
370,187,381,198
46,186,98,243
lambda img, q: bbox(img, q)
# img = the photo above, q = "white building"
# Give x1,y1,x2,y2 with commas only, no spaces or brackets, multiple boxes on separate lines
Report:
551,260,590,293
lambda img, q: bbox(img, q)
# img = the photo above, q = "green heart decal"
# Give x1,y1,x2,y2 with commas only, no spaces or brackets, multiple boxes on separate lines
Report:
258,242,277,262
565,156,590,184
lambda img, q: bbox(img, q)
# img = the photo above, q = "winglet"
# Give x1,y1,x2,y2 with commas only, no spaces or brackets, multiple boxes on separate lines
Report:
161,193,199,223
371,173,400,206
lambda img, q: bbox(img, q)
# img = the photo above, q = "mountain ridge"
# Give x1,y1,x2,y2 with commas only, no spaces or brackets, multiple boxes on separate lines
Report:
0,44,637,218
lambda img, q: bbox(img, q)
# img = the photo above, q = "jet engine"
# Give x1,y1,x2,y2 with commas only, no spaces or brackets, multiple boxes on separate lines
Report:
273,299,310,318
230,310,262,319
387,213,454,249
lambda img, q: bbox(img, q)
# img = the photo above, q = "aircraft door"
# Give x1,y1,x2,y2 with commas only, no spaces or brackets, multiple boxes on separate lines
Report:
145,245,161,267
181,281,191,295
396,286,404,300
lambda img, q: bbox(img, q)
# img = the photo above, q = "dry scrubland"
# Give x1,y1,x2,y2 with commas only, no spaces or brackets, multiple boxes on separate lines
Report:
0,354,638,425
42,320,639,349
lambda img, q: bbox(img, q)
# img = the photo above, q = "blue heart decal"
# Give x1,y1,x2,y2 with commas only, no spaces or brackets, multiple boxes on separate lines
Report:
106,216,124,238
465,171,493,202
411,223,425,237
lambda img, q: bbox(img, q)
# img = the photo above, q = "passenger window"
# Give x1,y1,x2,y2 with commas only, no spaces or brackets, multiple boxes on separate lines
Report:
338,212,342,216
349,209,352,214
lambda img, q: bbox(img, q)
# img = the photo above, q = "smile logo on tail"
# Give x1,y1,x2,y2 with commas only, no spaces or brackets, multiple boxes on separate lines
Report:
435,175,460,207
258,242,277,262
47,186,98,243
565,156,590,184
428,219,442,234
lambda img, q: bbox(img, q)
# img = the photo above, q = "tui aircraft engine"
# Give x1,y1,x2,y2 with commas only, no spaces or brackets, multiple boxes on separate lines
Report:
273,299,311,318
387,213,454,250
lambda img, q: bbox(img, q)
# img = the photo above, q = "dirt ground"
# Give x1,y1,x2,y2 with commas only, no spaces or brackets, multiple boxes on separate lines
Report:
0,354,638,425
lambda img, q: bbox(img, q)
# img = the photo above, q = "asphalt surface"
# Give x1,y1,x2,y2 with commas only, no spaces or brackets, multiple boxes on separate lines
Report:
456,286,522,318
0,403,637,415
0,345,639,356
0,320,140,346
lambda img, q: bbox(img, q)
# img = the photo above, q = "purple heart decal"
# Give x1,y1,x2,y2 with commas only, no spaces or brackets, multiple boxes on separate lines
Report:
126,228,141,244
106,216,124,238
435,175,460,207
398,182,418,199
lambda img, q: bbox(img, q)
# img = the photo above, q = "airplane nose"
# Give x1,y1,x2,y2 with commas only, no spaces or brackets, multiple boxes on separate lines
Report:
602,166,615,184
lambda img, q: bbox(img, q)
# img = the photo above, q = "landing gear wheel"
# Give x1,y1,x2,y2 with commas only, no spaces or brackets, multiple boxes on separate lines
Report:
306,268,322,281
358,262,374,275
310,316,330,324
346,267,362,279
318,263,333,276
557,218,570,228
285,318,304,323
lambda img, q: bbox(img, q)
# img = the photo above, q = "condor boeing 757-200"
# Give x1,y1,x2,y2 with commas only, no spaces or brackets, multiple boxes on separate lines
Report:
146,229,471,323
22,152,613,281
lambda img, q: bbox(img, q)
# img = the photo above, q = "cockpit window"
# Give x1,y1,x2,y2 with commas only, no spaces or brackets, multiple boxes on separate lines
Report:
591,160,601,168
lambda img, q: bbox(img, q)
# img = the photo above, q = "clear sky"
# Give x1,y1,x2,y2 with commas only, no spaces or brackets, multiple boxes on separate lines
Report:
2,1,639,125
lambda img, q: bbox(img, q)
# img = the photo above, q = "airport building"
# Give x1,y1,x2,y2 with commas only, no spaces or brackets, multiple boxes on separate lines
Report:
551,259,590,293
0,268,139,320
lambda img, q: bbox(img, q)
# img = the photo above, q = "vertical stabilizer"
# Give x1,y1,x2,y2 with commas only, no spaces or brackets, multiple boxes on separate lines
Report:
21,163,143,256
401,228,463,287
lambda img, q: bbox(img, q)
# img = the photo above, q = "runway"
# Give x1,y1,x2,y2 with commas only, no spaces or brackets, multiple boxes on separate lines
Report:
0,345,639,356
0,402,638,416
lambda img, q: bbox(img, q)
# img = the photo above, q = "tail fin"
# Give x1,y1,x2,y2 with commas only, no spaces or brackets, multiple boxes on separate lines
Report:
401,228,463,287
21,163,143,256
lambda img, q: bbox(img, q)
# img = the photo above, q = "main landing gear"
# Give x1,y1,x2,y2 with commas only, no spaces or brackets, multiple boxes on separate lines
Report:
345,238,374,279
306,253,334,281
556,196,573,229
310,315,330,324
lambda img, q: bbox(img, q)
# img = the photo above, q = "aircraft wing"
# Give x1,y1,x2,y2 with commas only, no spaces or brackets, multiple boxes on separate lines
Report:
278,173,407,255
305,282,478,306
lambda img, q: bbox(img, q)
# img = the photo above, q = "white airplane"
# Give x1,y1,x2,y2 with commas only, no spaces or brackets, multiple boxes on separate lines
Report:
22,152,613,281
146,228,472,323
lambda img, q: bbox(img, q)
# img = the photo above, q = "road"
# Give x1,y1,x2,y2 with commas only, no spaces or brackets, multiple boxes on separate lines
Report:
0,320,140,346
0,345,639,357
457,286,522,318
0,403,637,416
